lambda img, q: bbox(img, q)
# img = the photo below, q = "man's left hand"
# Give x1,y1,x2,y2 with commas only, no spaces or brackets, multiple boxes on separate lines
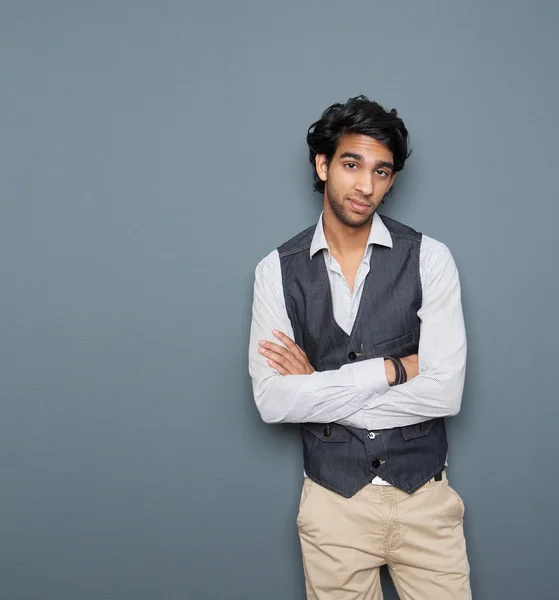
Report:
258,330,315,375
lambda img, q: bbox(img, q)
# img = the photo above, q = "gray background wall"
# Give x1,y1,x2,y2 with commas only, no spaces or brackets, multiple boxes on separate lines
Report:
1,1,558,599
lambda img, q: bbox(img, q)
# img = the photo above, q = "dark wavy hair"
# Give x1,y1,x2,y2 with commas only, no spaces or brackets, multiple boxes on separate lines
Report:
307,95,411,194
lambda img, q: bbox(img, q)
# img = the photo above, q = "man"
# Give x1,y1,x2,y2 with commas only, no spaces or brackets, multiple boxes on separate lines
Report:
249,96,470,599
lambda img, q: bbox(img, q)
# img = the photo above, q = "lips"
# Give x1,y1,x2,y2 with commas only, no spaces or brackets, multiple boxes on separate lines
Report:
347,198,371,214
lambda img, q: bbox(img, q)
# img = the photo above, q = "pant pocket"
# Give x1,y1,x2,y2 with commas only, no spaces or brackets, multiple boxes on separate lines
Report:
297,478,313,526
447,484,465,519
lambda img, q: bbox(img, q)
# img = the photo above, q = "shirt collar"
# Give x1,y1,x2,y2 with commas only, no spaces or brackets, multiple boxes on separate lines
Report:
309,211,393,258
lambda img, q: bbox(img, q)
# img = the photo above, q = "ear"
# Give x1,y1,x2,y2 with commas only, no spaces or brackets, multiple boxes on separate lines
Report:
315,154,328,182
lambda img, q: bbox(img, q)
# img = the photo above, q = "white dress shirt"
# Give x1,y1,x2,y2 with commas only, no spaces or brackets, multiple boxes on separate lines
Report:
249,213,466,483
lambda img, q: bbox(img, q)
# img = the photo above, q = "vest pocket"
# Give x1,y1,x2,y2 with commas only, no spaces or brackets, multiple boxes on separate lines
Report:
373,330,418,356
401,419,435,441
302,423,351,442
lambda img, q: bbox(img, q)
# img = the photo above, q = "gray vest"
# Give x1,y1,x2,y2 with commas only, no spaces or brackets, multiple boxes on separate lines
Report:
278,215,448,497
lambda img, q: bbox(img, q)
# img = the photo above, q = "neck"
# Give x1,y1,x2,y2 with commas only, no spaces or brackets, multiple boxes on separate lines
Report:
322,202,373,258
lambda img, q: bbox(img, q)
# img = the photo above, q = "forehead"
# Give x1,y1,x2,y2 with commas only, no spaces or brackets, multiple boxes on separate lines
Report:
335,133,393,161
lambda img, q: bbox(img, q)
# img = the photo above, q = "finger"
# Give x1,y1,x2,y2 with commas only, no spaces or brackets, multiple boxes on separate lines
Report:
259,340,301,368
258,346,298,370
268,359,289,376
263,342,310,372
259,340,292,355
259,337,313,374
266,349,312,375
272,330,306,359
264,335,312,372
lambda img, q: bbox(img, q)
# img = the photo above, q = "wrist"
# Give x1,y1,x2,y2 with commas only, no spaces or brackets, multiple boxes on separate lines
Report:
385,356,407,386
384,358,396,386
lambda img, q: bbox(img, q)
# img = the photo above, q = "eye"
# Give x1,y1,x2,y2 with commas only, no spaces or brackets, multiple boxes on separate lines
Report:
344,162,357,169
376,169,389,177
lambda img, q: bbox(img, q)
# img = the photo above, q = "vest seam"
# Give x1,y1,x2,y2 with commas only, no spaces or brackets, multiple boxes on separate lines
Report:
389,232,422,243
278,244,312,258
415,233,423,307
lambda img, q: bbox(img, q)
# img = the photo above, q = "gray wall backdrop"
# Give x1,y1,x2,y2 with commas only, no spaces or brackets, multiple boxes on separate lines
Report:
1,1,558,599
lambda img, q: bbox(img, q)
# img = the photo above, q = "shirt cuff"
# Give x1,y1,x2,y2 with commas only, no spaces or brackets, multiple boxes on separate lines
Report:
351,358,390,405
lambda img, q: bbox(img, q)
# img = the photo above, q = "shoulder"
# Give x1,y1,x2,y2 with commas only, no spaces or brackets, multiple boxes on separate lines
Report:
255,222,317,283
254,223,318,289
419,233,459,287
277,225,316,257
420,234,455,265
378,214,422,242
252,249,285,304
254,248,281,282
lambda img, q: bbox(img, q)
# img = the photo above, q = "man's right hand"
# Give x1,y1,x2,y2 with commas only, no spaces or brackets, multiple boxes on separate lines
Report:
384,354,419,386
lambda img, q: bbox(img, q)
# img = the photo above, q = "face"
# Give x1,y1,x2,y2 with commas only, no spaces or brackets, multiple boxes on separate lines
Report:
316,133,396,228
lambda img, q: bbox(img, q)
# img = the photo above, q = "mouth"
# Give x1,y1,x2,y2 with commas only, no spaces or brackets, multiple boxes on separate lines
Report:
347,198,371,214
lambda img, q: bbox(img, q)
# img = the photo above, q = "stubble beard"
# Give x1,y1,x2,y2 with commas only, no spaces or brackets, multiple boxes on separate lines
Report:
325,180,376,229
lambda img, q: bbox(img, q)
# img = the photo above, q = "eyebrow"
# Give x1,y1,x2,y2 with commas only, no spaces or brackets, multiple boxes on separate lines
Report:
339,152,364,161
339,152,394,170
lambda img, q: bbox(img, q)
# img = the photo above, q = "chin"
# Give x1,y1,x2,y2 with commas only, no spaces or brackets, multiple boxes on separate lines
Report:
355,218,373,228
343,213,374,228
348,208,376,225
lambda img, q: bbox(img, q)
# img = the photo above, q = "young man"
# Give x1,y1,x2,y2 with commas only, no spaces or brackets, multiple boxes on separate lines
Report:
249,96,470,599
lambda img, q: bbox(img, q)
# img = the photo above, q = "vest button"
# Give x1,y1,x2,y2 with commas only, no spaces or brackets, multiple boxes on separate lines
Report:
323,425,331,437
348,352,357,361
372,460,381,469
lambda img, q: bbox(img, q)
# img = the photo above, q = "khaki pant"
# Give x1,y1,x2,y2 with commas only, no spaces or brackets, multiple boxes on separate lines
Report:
297,472,471,600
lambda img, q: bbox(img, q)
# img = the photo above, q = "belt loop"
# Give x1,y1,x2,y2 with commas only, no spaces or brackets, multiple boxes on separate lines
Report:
434,468,445,482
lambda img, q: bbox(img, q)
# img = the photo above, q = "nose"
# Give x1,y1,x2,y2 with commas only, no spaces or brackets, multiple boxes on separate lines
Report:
354,172,373,196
